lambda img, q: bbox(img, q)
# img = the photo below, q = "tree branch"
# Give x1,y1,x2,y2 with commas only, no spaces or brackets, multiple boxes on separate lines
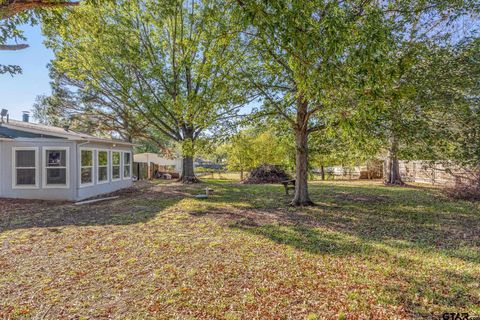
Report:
0,44,29,50
0,0,78,19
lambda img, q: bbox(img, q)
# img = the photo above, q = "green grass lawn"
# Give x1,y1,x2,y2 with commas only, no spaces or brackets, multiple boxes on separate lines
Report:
0,179,479,319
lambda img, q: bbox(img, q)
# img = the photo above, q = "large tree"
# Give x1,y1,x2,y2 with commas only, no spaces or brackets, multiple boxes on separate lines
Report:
32,68,164,146
237,0,391,205
44,0,255,182
377,0,480,185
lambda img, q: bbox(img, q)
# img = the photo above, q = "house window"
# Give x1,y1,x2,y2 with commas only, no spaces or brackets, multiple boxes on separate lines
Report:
123,152,131,179
44,148,69,187
98,150,109,183
80,149,94,185
112,151,121,180
13,147,38,188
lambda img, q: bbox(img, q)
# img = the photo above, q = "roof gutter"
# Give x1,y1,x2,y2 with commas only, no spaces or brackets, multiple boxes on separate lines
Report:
72,138,138,147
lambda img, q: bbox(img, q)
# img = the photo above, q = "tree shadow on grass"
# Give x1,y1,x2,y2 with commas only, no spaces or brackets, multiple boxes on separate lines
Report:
232,222,375,256
189,203,480,317
193,181,480,266
0,182,189,232
226,211,479,315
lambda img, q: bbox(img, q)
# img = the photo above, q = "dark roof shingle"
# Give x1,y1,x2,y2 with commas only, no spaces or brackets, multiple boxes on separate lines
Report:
0,120,133,145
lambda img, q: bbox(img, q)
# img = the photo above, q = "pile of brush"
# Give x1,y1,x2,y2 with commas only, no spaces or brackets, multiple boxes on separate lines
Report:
243,164,292,184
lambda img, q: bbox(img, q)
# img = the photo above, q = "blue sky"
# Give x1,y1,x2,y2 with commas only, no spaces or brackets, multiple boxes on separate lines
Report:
0,24,53,121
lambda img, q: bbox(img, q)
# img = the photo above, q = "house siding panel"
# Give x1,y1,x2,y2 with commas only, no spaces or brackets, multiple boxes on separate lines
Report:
75,142,133,201
0,140,134,202
0,140,77,201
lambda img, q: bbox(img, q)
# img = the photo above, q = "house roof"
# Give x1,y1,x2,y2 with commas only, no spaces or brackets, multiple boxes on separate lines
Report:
0,119,134,146
0,132,13,141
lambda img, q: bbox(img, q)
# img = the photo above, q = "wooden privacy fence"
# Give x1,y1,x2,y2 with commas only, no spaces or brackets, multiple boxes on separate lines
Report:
391,160,473,186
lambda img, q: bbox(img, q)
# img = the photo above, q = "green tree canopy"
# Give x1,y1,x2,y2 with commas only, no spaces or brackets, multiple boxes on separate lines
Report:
225,128,289,179
237,0,392,204
373,0,480,184
43,0,256,182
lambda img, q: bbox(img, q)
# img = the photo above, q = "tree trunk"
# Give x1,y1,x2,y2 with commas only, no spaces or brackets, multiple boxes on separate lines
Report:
180,156,200,183
240,170,244,181
385,138,404,185
179,127,200,184
321,165,325,181
292,96,314,206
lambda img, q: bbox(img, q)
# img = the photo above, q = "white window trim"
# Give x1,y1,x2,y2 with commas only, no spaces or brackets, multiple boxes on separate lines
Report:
12,147,39,190
97,149,110,184
123,151,132,180
79,147,95,188
42,147,70,189
111,151,122,182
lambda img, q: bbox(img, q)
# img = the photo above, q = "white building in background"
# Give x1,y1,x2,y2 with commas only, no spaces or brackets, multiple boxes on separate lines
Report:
134,152,183,179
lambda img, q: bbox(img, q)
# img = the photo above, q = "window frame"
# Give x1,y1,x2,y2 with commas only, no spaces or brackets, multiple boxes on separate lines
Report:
123,151,132,180
111,151,122,182
79,147,95,188
97,149,110,184
12,147,39,189
42,147,70,189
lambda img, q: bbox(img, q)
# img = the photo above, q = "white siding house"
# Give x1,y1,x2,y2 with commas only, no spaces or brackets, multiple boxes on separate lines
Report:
0,118,134,201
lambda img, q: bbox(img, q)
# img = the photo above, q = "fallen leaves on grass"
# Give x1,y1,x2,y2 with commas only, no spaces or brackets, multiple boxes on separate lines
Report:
0,180,479,319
